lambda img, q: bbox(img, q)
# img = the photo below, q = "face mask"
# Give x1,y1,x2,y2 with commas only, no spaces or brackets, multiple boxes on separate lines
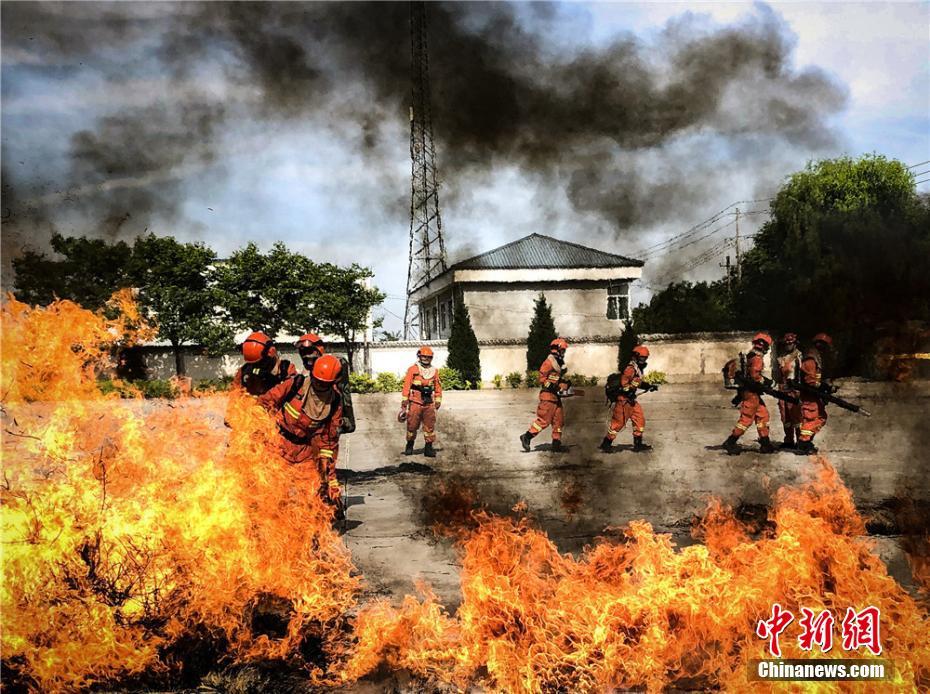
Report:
301,355,315,371
419,358,432,367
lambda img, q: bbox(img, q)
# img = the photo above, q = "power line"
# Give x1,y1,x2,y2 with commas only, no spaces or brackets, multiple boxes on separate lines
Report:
907,160,930,169
911,169,930,177
635,198,771,257
915,177,930,186
640,218,736,261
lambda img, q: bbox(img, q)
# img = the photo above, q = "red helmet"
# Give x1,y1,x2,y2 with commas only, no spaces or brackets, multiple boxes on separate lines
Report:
632,345,650,358
296,333,324,355
550,338,568,352
812,332,833,348
312,354,342,383
752,332,773,347
242,331,275,363
417,346,434,358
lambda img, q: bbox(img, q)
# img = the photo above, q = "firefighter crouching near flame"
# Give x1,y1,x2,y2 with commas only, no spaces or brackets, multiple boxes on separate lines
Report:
399,346,442,457
722,332,777,455
296,333,356,435
232,331,297,396
773,332,802,449
520,338,570,452
600,345,653,453
259,354,346,519
797,332,834,455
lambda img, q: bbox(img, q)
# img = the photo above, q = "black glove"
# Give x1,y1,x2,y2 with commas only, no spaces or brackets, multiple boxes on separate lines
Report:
820,382,838,394
761,376,774,388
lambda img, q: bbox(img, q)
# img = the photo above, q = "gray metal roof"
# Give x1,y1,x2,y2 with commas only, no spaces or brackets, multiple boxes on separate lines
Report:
451,233,644,271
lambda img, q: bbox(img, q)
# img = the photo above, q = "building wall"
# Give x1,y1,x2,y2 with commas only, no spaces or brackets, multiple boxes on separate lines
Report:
137,332,757,383
460,281,628,341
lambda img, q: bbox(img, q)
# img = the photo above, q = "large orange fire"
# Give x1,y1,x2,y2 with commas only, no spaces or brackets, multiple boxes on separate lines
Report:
2,295,928,691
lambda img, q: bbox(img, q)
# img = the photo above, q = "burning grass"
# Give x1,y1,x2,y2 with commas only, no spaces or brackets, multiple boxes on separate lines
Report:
2,295,929,691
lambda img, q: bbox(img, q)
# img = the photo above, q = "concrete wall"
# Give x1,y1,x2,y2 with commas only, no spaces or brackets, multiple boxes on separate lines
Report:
461,281,628,341
137,332,758,383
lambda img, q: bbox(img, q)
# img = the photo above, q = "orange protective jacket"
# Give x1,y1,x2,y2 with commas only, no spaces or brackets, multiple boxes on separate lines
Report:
618,361,644,400
401,364,443,406
743,349,767,385
233,357,297,396
259,376,343,462
538,354,567,403
800,347,824,389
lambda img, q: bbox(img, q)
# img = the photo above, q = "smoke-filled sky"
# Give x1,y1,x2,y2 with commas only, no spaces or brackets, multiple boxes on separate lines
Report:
2,1,928,332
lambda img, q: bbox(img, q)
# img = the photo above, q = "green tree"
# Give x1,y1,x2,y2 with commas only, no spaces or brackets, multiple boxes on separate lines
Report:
617,320,639,370
213,241,319,338
446,299,481,387
305,263,385,371
128,234,233,376
12,233,132,309
526,293,558,371
631,280,735,334
734,154,928,372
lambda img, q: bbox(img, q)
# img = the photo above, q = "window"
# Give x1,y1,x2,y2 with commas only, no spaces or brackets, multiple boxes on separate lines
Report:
440,301,448,333
607,281,630,320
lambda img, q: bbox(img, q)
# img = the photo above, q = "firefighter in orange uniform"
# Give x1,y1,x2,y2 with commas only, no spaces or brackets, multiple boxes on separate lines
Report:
722,332,777,455
797,333,833,455
600,345,654,453
521,338,570,452
259,354,346,519
773,332,803,449
232,331,297,396
296,332,355,434
400,346,442,458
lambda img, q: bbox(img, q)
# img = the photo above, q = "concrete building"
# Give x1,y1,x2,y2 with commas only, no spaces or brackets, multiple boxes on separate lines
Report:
409,233,644,341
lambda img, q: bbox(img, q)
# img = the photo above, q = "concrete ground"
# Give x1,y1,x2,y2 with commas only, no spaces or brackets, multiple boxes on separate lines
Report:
337,381,930,608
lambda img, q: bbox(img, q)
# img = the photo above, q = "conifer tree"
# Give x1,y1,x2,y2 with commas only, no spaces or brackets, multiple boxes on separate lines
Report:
526,294,558,371
447,299,481,387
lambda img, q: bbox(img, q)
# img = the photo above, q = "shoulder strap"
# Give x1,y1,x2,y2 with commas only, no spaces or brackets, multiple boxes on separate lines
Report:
282,374,305,407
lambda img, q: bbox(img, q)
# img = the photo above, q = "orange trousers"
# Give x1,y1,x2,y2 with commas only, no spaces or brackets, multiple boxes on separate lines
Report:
778,396,802,441
731,391,770,438
799,394,827,442
606,397,645,440
407,402,437,443
528,399,564,441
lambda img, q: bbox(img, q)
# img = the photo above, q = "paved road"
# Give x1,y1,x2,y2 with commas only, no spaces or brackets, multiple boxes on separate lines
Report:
337,382,930,607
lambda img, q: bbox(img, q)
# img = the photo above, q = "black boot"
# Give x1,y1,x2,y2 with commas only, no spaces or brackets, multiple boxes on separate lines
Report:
723,434,741,455
520,432,533,452
796,440,818,455
779,435,796,450
404,440,414,456
599,436,613,452
633,436,652,452
550,439,563,452
758,436,776,454
424,441,436,458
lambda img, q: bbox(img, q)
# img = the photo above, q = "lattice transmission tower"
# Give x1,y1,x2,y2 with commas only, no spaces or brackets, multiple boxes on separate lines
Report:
403,1,448,339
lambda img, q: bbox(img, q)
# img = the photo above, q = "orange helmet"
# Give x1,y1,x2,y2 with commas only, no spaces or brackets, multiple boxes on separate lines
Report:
550,338,568,352
812,332,833,347
752,332,773,347
312,354,342,383
296,333,324,355
417,346,434,358
242,331,275,363
632,345,650,358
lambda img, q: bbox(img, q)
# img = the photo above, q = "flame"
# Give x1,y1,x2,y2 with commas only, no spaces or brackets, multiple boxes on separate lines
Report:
1,295,359,691
345,460,930,690
3,294,929,690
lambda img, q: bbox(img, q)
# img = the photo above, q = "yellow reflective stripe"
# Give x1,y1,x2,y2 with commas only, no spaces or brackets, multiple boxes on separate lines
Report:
319,449,334,458
608,428,619,435
530,423,543,432
735,422,749,430
328,479,340,488
800,429,813,436
401,396,409,401
284,402,301,419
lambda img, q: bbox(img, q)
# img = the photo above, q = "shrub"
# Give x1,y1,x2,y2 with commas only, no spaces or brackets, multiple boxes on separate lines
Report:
644,371,668,385
194,376,233,393
524,370,540,388
439,366,467,390
98,378,178,399
492,374,503,390
506,371,523,389
348,372,377,394
374,372,403,393
587,375,599,387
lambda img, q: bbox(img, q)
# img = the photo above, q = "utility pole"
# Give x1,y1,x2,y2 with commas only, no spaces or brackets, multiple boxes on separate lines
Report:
719,254,731,294
734,207,741,281
403,1,448,340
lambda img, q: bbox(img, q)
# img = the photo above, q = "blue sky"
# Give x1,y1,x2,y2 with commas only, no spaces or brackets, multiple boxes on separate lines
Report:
2,1,928,333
